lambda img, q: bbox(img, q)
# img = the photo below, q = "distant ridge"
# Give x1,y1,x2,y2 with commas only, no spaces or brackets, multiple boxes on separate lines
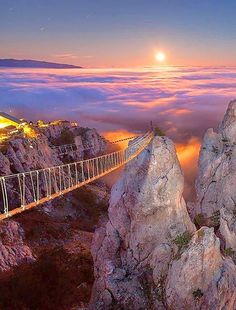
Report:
0,59,82,69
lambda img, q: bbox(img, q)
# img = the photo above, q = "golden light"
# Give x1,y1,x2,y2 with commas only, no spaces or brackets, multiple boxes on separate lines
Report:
103,129,138,150
155,51,166,63
23,124,38,138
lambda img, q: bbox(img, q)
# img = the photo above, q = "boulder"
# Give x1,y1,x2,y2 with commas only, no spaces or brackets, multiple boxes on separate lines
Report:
166,227,236,310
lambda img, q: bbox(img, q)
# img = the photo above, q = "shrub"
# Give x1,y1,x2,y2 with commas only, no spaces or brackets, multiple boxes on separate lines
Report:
173,231,192,251
224,247,235,258
197,229,205,238
53,129,75,146
194,213,205,227
154,127,165,137
192,289,203,300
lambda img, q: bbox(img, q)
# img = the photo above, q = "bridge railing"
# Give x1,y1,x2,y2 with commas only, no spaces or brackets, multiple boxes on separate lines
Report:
51,143,78,155
51,135,140,155
0,132,153,220
51,143,92,155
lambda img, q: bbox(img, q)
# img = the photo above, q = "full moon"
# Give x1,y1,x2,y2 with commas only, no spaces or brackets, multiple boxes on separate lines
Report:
155,52,166,63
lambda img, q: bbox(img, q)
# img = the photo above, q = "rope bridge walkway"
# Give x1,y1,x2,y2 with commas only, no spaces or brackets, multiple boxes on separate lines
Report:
0,132,153,220
51,135,141,156
109,135,141,144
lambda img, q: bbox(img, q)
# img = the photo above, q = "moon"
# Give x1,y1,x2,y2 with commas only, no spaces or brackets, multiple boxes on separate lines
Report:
155,51,166,63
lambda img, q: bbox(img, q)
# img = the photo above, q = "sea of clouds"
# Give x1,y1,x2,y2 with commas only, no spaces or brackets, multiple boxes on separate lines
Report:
1,66,235,138
1,66,236,199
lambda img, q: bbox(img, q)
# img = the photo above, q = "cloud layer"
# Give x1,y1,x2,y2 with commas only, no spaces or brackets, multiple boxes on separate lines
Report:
1,66,236,200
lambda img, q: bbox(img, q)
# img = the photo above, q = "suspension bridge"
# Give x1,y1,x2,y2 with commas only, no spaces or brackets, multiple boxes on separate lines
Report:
51,135,141,156
0,132,153,220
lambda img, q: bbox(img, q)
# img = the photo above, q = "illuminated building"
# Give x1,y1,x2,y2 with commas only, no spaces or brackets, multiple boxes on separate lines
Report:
0,112,38,141
50,120,78,127
0,112,22,129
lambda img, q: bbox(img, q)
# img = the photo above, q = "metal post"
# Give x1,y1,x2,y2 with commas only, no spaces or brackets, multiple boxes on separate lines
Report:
36,170,40,203
81,161,85,182
1,177,8,216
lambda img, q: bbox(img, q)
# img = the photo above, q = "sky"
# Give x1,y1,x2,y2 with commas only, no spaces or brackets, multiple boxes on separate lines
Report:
1,0,236,67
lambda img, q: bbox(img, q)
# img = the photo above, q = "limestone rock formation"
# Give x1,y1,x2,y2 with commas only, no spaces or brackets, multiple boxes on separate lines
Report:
90,136,195,309
41,122,73,140
166,227,236,310
196,100,236,250
78,128,107,156
0,221,35,271
0,123,107,213
4,135,60,173
0,122,109,307
0,123,106,177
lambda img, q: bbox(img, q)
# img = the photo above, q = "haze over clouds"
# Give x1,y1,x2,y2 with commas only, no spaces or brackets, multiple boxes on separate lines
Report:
1,66,235,137
1,66,236,199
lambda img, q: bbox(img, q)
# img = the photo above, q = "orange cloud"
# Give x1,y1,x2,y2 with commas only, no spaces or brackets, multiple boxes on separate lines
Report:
175,137,201,201
103,129,138,150
160,108,192,116
176,137,201,165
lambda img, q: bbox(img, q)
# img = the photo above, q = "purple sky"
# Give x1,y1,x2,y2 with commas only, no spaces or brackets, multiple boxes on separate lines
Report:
1,1,236,67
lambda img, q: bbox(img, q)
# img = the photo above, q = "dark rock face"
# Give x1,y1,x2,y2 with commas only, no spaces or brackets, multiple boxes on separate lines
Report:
0,221,35,271
0,182,110,309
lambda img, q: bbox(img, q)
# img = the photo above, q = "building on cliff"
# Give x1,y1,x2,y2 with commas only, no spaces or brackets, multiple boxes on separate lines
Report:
0,112,23,129
0,112,39,141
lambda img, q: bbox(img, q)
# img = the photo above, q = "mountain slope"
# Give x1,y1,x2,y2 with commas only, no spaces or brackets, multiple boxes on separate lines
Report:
0,59,82,69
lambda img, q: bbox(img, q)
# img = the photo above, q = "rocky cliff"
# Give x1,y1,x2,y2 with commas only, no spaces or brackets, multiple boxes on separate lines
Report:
90,127,236,309
196,100,236,252
90,136,196,309
1,103,236,309
0,122,111,309
0,122,107,176
0,122,107,273
0,182,110,309
166,227,236,309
